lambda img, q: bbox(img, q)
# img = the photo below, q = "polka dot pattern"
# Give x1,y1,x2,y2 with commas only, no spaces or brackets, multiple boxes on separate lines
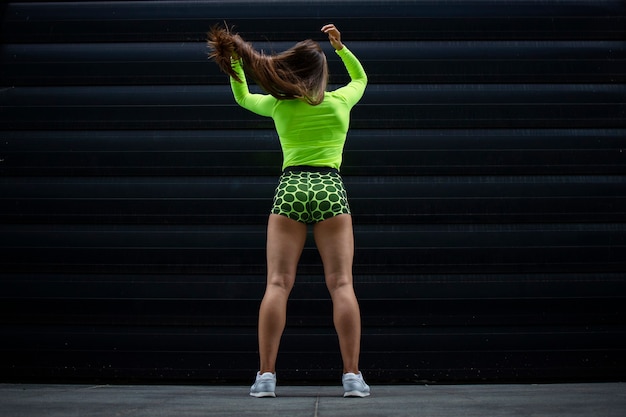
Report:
271,171,351,223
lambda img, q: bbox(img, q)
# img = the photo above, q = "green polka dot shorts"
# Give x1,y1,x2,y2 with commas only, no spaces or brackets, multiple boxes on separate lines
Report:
271,168,351,224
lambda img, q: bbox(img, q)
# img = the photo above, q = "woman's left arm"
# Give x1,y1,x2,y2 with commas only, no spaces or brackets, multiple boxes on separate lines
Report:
230,59,276,117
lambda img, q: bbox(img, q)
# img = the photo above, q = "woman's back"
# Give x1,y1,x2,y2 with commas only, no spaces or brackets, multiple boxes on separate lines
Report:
229,46,367,169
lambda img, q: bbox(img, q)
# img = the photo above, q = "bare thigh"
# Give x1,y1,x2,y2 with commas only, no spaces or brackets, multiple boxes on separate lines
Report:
313,214,354,290
266,214,307,289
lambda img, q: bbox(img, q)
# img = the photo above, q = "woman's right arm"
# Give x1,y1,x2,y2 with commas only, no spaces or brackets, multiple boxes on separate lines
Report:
333,47,367,106
322,24,367,105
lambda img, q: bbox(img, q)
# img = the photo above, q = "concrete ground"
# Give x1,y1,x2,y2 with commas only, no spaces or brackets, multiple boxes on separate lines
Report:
0,382,624,417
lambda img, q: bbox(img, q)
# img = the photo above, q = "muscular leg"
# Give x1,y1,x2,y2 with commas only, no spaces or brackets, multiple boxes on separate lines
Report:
258,214,307,374
313,214,362,374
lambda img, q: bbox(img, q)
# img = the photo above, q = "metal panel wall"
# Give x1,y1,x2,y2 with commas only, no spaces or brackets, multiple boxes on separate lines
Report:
1,0,625,383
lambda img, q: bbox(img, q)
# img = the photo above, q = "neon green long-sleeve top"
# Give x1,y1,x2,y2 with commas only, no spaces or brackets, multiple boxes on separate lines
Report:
229,46,367,171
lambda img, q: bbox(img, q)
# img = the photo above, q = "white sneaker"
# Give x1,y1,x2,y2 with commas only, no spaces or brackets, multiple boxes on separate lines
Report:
249,371,276,398
342,372,370,397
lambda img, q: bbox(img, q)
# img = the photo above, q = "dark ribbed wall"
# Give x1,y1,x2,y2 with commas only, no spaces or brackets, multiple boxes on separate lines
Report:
1,0,625,383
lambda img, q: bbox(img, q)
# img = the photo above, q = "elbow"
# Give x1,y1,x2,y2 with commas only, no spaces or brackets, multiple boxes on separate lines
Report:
357,71,368,85
233,96,245,107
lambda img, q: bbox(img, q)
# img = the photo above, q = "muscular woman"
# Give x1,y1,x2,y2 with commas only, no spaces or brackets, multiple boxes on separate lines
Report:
208,23,369,398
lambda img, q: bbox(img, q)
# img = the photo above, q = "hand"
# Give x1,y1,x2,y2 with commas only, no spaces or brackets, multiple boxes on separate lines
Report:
321,24,343,50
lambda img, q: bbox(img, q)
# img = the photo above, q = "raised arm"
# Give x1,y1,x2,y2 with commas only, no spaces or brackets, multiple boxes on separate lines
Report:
229,58,276,117
322,24,367,105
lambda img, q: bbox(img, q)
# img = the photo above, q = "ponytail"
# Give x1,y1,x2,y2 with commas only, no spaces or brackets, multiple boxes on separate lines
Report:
207,24,246,82
207,24,329,105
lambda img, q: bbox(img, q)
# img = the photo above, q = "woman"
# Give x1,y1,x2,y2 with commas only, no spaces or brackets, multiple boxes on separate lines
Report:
207,23,369,398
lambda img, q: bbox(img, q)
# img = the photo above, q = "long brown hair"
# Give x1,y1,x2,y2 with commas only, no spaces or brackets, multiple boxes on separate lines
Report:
207,25,329,105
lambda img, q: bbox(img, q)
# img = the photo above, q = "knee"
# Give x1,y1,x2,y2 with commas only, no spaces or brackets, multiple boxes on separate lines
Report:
325,273,353,295
267,273,295,293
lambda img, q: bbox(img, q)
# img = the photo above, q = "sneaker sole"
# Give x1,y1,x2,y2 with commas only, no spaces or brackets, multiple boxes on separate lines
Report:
344,390,370,398
250,391,276,398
